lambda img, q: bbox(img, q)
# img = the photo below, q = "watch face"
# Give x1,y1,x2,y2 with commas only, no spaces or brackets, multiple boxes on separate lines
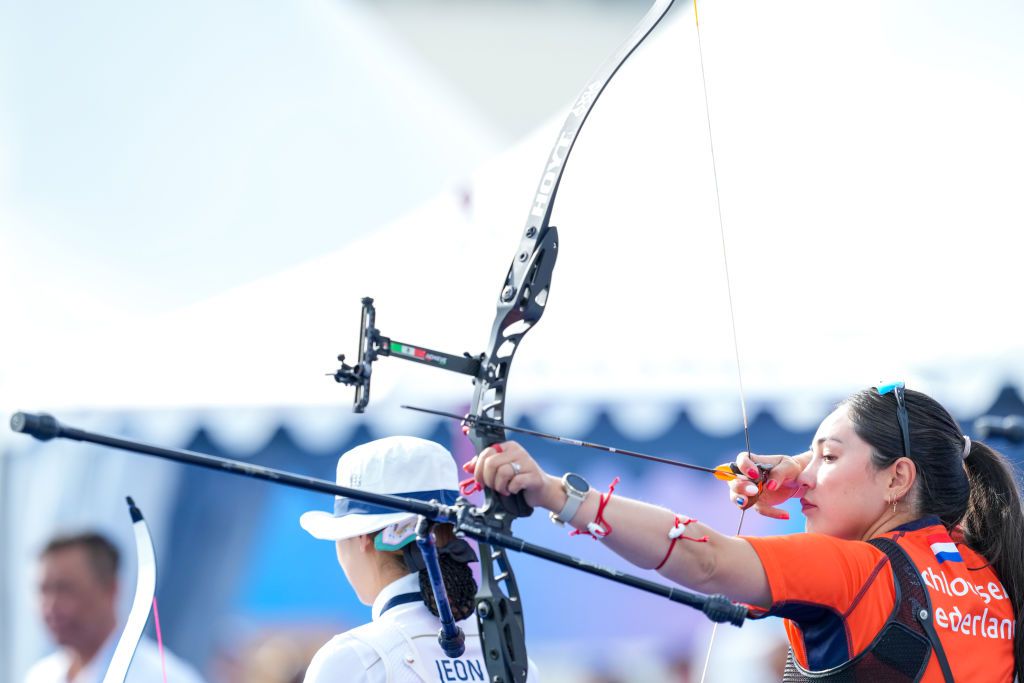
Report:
565,473,589,493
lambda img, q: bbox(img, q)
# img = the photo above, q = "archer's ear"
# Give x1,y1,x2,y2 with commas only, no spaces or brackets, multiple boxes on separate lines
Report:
890,456,918,499
358,533,376,553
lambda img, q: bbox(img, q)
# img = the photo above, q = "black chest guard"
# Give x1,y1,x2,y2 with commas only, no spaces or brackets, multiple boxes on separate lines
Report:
782,537,954,683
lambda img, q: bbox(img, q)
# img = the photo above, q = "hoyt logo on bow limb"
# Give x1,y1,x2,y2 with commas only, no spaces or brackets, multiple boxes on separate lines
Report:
570,81,601,118
529,131,573,219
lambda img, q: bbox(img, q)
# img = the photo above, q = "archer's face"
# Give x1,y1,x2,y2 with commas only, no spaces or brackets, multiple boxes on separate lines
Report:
37,547,117,650
796,406,892,540
335,536,376,606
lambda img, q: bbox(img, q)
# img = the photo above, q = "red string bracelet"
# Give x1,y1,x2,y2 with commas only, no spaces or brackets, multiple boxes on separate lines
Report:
571,476,620,539
654,514,708,570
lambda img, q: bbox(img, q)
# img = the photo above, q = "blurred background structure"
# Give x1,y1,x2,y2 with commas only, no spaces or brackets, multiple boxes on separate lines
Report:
3,0,1024,681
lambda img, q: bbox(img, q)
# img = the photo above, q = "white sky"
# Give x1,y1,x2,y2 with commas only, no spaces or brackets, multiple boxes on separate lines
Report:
1,0,1023,421
0,0,499,318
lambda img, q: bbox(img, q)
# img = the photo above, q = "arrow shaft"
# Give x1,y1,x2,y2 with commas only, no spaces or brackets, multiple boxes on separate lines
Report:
402,405,724,476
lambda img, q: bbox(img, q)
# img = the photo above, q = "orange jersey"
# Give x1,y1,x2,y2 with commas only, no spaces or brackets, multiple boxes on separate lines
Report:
744,516,1015,681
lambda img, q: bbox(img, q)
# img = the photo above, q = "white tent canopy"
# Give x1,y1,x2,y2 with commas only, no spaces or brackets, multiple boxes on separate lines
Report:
4,0,1024,447
0,0,499,353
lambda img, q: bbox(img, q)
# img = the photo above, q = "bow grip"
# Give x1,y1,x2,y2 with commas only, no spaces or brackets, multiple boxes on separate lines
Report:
481,444,533,519
486,485,533,520
474,429,533,519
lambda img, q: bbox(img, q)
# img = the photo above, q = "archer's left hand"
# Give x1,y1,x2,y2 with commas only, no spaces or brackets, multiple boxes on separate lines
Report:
465,441,563,509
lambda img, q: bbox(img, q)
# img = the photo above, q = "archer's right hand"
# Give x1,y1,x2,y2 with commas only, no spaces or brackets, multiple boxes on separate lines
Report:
725,451,808,520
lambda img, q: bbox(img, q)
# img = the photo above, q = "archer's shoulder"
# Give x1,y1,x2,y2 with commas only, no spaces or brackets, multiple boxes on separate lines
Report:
746,531,887,563
303,631,380,683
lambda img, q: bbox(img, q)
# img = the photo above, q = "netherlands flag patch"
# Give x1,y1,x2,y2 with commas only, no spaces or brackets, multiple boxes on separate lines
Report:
928,533,963,564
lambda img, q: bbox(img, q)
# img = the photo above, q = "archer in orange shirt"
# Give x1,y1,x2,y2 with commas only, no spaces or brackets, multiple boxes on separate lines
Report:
468,386,1023,682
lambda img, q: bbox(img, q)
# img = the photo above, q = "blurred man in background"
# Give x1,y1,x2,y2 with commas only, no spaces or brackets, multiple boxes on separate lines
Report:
23,531,206,683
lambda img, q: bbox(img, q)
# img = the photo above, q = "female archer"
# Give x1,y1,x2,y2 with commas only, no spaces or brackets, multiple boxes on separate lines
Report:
298,436,540,683
469,385,1023,681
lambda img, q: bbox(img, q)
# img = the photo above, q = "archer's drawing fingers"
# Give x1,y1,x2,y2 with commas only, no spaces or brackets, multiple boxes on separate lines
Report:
729,452,806,517
726,475,761,503
722,451,766,509
733,451,764,482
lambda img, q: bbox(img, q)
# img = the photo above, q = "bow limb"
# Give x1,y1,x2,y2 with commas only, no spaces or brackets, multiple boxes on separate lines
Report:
465,2,679,681
101,497,156,683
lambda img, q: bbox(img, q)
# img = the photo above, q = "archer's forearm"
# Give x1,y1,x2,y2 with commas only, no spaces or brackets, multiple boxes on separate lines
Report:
539,476,771,605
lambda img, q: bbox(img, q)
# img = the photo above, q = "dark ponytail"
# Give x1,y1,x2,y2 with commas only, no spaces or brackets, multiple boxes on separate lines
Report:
415,553,478,621
397,524,478,621
961,440,1024,679
844,388,1024,679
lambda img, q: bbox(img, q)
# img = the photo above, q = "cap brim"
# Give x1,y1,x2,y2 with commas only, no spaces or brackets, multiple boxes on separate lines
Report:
299,510,416,541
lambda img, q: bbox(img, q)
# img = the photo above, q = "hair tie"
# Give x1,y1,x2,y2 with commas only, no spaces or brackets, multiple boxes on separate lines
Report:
402,538,478,572
962,435,972,460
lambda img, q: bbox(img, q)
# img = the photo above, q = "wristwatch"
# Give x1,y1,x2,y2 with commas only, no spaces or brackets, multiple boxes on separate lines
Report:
549,472,590,526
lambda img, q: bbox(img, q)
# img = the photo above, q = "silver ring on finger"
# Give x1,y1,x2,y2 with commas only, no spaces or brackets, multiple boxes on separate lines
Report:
510,461,522,475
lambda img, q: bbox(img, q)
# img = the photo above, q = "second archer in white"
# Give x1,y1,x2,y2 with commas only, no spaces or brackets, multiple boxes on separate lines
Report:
298,436,540,683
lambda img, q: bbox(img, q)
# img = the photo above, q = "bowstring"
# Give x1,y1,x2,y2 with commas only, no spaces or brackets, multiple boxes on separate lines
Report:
152,597,169,683
693,1,753,681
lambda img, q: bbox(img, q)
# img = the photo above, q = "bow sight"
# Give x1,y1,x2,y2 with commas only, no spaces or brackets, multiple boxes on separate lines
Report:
332,297,485,412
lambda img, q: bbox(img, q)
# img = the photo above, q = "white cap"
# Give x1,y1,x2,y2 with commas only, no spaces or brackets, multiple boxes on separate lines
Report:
299,436,459,542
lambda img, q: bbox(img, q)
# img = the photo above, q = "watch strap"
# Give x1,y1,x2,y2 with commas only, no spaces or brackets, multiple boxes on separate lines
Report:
550,475,586,526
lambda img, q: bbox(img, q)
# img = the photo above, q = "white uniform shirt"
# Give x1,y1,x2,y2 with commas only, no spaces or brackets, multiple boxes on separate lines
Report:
23,635,207,683
304,573,540,683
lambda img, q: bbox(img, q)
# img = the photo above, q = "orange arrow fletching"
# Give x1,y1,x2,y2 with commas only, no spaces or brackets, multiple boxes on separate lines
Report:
713,465,737,481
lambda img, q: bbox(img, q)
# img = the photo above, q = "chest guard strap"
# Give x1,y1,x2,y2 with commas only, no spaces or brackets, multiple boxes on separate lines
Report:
782,536,954,683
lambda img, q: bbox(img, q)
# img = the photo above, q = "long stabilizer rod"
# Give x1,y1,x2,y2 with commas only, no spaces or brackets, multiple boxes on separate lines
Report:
10,411,749,626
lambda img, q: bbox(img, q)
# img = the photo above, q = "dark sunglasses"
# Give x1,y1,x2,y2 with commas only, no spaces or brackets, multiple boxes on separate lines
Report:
876,382,911,458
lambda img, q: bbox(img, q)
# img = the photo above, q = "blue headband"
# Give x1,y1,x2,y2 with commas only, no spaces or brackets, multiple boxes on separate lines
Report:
333,489,460,518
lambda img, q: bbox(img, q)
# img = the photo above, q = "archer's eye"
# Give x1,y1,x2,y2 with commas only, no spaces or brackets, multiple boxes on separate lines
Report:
821,454,837,463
